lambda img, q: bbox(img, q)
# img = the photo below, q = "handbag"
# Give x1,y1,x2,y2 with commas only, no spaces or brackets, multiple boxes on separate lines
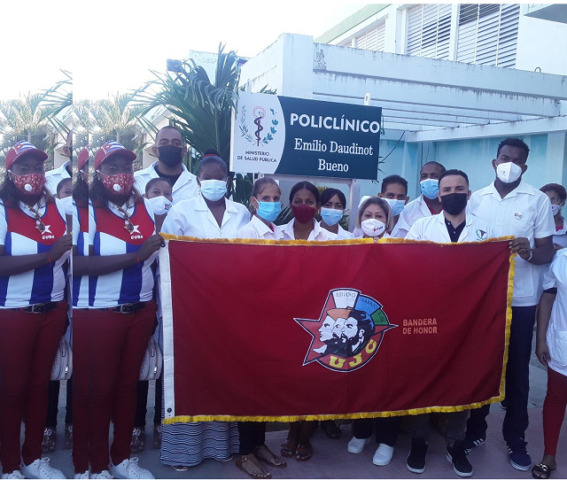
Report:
139,337,163,381
51,336,73,381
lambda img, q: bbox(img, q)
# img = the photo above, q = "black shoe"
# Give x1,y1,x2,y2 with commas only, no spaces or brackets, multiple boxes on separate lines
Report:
407,438,428,474
447,443,473,477
463,435,485,454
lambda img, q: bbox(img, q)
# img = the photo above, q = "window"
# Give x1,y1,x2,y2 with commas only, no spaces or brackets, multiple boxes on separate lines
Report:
406,4,452,59
456,4,520,68
341,22,386,52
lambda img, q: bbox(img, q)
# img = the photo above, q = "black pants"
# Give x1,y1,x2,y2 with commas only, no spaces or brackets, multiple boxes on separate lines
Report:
238,422,266,455
352,416,401,447
46,377,73,428
134,376,163,427
466,306,536,446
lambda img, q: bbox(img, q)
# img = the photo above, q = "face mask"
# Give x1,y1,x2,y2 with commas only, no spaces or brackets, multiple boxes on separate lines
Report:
10,172,46,196
441,193,468,216
361,219,386,237
320,207,344,227
420,179,439,200
291,204,316,224
200,179,227,201
496,162,523,184
98,171,135,195
384,198,405,216
254,199,282,223
59,196,74,216
157,145,183,167
149,195,173,216
552,203,563,216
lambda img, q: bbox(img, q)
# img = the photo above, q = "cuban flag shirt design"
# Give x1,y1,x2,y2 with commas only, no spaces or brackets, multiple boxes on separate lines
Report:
0,199,69,308
72,202,89,308
88,198,157,308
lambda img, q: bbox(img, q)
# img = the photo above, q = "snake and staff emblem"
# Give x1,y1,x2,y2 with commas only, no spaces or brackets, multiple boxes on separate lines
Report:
253,107,266,146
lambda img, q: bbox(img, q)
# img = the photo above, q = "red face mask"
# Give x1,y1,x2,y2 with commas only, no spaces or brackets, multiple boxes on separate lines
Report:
11,172,46,196
291,204,316,224
99,172,134,195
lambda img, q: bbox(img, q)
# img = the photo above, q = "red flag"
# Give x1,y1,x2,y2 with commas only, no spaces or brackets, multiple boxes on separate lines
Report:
160,237,514,422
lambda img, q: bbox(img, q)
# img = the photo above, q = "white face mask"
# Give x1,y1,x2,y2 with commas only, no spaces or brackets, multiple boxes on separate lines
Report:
384,198,405,217
149,195,173,216
59,196,74,217
552,203,563,216
361,219,386,237
496,162,523,184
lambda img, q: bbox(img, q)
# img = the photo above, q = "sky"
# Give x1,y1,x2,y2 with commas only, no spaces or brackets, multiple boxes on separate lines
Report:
0,0,365,101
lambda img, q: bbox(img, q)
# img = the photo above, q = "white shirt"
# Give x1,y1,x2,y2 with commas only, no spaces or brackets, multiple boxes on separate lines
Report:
161,194,249,239
553,220,567,249
469,180,555,307
238,215,283,240
542,249,567,376
134,161,199,204
319,222,354,240
280,218,336,241
406,212,492,243
45,161,71,195
391,195,434,239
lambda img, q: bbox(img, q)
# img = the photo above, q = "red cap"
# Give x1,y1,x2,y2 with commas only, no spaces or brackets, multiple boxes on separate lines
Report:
5,141,48,171
94,141,136,170
78,146,89,171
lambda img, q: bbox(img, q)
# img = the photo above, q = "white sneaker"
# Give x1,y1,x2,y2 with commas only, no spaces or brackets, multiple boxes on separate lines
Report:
74,472,89,479
21,458,66,479
373,443,394,466
109,459,154,479
2,471,25,479
347,436,371,454
90,471,113,479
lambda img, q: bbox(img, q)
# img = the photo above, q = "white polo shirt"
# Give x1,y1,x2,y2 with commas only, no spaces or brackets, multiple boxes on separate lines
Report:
134,161,199,204
280,219,335,241
391,195,434,239
406,212,492,243
542,250,567,376
45,161,71,195
469,180,555,307
238,215,283,240
161,194,249,239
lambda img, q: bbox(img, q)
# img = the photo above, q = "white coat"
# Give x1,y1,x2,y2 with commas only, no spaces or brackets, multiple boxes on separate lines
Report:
406,212,492,243
238,215,283,240
280,219,335,241
161,194,249,239
391,195,434,239
45,161,71,195
319,222,354,240
134,161,199,204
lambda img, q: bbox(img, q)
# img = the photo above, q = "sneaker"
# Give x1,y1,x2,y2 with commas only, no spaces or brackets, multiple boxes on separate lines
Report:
2,471,25,479
91,471,113,479
65,424,73,449
446,443,473,477
110,458,154,479
508,442,531,471
130,428,145,454
42,428,57,454
152,425,161,449
74,472,89,479
373,443,394,466
463,435,485,454
347,436,371,454
407,438,428,474
21,458,66,479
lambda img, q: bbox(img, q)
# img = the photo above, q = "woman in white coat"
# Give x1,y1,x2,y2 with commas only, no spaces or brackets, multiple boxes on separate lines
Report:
319,188,354,240
355,196,394,241
160,154,248,470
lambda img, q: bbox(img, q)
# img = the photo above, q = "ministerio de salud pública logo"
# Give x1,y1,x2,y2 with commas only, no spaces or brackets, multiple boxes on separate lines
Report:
239,104,279,146
295,289,397,373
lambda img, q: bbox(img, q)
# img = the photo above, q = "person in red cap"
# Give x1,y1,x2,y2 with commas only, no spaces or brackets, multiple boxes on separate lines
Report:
72,141,161,479
0,141,72,479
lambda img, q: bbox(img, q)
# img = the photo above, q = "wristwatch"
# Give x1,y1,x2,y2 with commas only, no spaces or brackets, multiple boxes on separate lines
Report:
526,248,533,262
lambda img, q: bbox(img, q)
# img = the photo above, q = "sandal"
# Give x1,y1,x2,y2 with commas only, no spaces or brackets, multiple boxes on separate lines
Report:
255,445,287,468
532,463,555,479
280,439,296,458
236,454,271,479
295,443,313,462
321,420,341,439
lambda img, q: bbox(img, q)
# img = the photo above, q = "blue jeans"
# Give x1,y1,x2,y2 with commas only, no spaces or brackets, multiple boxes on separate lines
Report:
466,306,536,446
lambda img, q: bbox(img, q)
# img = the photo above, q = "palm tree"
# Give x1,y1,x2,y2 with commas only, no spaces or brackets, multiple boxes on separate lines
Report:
40,70,73,137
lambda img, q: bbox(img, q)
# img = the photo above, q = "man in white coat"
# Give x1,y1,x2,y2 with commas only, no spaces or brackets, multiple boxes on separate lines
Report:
405,169,490,478
134,126,199,204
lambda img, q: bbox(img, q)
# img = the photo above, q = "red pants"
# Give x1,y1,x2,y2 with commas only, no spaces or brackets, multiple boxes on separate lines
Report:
0,303,66,473
543,367,567,456
74,303,154,474
72,309,90,473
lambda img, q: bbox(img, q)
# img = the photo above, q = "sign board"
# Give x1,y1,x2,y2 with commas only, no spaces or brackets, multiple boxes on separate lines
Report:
230,92,382,180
